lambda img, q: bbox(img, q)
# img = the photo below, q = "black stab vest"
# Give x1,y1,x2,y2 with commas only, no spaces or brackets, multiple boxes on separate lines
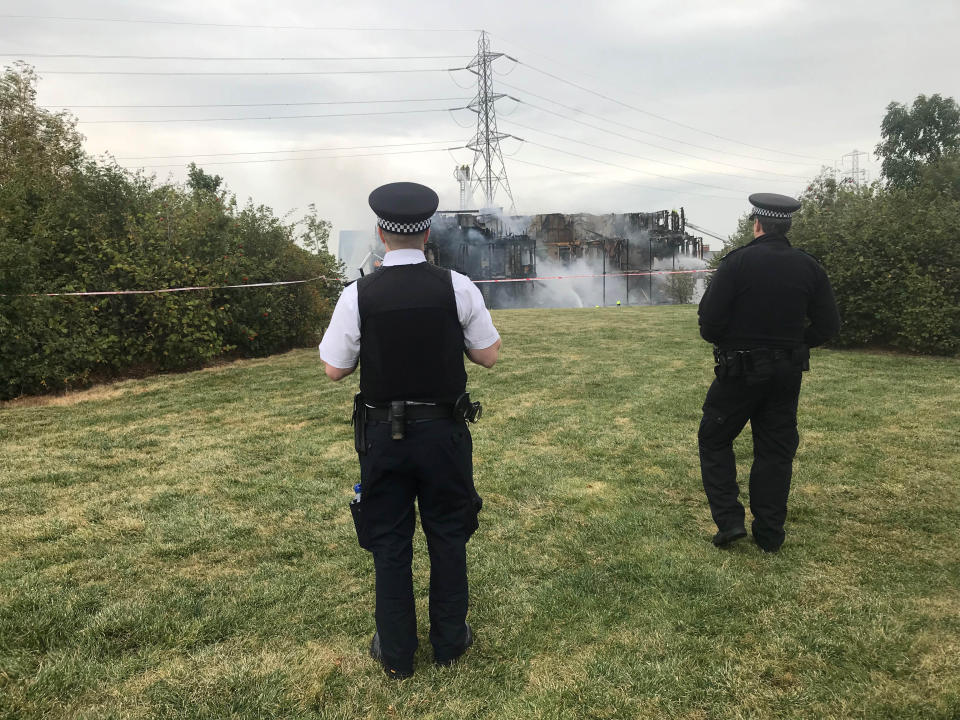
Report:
357,262,467,404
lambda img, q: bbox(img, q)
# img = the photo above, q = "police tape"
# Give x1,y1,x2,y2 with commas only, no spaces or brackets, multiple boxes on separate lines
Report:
3,268,715,296
1,276,341,298
471,268,715,284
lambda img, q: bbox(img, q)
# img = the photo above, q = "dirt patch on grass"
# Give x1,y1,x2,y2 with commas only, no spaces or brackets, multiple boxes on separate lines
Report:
1,383,153,409
526,645,596,691
915,593,960,620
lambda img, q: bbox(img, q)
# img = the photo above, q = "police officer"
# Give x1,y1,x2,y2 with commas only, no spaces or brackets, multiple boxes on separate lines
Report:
319,182,501,678
698,193,840,553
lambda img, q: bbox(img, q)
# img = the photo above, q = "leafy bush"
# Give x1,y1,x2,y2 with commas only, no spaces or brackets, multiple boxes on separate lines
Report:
706,166,959,355
0,64,343,399
664,267,697,304
792,169,959,355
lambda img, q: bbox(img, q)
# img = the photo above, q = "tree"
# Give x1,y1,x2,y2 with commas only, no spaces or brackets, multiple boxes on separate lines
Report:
186,162,223,194
876,94,960,188
707,212,753,269
0,62,84,188
298,203,334,256
0,63,345,399
664,267,696,304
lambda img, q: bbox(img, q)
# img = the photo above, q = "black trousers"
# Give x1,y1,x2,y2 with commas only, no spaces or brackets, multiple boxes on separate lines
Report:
355,417,480,673
698,367,802,551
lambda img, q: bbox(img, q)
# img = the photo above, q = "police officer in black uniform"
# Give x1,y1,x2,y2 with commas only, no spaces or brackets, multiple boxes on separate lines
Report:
319,182,501,678
698,193,840,553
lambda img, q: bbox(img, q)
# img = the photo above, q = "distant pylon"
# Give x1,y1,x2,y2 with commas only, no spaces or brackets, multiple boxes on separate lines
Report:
841,149,868,188
467,30,516,212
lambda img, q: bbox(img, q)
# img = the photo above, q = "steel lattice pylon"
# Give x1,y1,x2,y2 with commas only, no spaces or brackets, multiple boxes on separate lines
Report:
466,30,515,213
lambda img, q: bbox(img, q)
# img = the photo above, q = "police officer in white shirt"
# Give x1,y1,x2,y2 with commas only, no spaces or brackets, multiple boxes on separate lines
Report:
319,182,500,678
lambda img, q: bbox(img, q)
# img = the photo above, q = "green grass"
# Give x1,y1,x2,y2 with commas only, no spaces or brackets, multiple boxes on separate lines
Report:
1,305,958,720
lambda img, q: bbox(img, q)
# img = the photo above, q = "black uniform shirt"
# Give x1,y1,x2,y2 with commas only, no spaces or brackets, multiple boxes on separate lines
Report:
698,233,840,349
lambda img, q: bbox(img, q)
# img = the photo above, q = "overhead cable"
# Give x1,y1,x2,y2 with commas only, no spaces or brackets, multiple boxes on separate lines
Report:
519,138,745,195
499,81,815,176
42,96,470,110
512,59,823,161
502,119,800,186
36,67,466,76
513,97,814,182
0,14,477,32
509,157,738,201
3,52,471,60
122,145,466,170
115,139,465,161
76,105,468,124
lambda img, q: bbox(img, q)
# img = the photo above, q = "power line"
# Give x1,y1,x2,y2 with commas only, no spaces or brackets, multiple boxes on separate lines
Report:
75,106,467,124
42,97,470,109
513,97,814,183
36,67,465,76
498,79,817,175
3,52,471,61
511,58,824,162
0,14,476,33
121,145,466,169
509,157,737,201
519,138,743,195
502,119,799,187
114,139,465,160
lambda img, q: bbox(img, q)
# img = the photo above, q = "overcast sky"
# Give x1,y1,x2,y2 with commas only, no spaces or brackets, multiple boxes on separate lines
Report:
2,0,958,255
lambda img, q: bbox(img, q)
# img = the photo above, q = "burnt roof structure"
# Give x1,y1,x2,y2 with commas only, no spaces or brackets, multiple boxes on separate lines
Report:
426,208,705,308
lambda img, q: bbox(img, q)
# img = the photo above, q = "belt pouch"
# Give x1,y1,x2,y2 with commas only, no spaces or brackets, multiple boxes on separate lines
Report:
745,349,775,385
352,393,367,454
349,499,372,550
390,401,405,440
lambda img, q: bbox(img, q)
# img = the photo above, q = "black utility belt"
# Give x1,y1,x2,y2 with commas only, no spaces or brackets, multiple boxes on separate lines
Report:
353,392,482,450
715,348,795,363
713,346,810,380
366,403,454,422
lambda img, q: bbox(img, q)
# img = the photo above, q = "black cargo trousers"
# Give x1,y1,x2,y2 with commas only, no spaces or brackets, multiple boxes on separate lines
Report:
698,362,803,551
354,417,481,673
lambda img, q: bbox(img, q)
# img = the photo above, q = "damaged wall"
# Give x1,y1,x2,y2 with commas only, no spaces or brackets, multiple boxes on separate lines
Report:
426,208,706,308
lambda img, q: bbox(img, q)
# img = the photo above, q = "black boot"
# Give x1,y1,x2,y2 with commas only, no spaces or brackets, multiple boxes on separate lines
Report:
369,632,413,679
435,622,473,666
712,525,747,547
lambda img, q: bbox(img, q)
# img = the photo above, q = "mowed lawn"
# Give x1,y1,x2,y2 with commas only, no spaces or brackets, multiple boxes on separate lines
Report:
1,305,959,720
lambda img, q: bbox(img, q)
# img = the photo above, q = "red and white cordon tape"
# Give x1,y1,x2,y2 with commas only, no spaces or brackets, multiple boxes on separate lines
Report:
3,268,714,296
1,276,340,298
472,268,715,284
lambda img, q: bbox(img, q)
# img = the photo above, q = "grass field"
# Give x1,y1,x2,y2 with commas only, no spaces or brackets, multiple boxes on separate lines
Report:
2,305,959,719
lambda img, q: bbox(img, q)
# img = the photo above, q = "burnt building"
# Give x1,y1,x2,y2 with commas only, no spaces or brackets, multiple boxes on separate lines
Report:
530,209,702,268
426,211,536,307
424,208,705,308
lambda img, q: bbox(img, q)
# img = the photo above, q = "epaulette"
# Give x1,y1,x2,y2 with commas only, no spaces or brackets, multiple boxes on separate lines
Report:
719,244,749,262
795,247,826,265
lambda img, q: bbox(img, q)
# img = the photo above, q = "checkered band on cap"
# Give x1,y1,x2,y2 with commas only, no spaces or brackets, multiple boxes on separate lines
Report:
751,205,794,219
377,216,432,233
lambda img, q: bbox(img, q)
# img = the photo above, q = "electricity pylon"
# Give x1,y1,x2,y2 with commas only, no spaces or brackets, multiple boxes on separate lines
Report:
466,30,516,212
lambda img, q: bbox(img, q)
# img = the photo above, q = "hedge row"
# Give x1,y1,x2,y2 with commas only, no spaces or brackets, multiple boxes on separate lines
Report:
0,163,342,399
713,164,960,356
0,65,343,399
791,169,960,355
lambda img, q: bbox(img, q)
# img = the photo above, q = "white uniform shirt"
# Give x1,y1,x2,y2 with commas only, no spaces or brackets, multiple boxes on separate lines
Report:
318,248,501,370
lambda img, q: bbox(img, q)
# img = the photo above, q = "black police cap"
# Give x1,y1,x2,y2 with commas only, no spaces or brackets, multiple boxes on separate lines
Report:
368,181,439,235
749,192,801,219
